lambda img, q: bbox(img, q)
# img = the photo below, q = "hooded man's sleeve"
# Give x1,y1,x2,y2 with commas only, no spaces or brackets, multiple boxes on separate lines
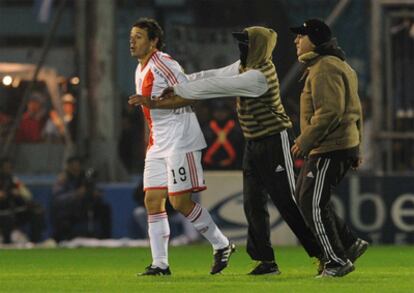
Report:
174,69,268,100
186,61,241,81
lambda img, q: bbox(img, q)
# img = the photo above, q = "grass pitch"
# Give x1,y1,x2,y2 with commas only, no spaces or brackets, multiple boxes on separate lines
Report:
0,245,413,292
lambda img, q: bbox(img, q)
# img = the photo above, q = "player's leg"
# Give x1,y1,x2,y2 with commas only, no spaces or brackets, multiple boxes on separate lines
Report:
167,151,228,251
169,212,199,246
169,192,200,245
139,157,170,276
168,192,229,250
167,151,235,274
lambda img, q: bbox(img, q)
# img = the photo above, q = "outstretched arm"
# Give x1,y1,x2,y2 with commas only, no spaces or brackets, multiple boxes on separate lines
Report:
128,94,195,109
159,69,268,100
186,61,241,81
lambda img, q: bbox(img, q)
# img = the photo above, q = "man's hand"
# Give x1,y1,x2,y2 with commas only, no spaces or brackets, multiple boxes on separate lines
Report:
291,143,306,158
156,86,175,101
128,94,151,107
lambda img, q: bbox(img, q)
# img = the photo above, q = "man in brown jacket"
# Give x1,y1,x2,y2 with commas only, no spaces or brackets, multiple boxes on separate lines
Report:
290,19,368,277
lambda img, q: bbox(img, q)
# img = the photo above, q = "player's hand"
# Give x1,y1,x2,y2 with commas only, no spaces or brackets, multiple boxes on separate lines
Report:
351,157,362,170
128,94,150,107
291,143,305,158
156,87,175,101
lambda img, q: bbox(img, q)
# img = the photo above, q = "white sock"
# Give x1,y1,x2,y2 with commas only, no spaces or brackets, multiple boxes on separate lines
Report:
186,203,229,250
181,214,199,241
148,212,170,269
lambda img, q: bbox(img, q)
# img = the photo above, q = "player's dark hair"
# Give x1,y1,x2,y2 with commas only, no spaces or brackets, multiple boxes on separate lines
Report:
133,18,165,50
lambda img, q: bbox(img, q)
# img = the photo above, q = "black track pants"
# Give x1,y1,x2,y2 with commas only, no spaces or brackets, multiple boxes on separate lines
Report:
243,131,322,262
295,154,358,265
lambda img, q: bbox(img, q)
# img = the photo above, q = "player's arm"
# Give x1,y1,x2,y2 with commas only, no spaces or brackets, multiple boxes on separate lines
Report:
128,94,195,109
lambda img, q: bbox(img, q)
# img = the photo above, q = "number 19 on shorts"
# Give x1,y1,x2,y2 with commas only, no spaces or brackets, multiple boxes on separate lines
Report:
171,167,187,184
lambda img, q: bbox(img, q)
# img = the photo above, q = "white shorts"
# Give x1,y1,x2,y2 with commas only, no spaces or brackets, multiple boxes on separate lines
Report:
143,151,207,195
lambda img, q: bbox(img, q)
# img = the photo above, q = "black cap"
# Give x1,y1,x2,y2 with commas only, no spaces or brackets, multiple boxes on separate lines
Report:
232,31,249,44
290,19,332,46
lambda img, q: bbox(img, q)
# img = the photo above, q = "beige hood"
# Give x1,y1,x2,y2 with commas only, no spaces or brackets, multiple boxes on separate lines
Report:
244,26,277,69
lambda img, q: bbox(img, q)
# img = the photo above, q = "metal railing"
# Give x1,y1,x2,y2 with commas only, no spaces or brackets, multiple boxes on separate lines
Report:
371,0,414,175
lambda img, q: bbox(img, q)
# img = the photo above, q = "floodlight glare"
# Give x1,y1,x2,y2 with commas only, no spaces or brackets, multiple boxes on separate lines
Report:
2,75,13,86
70,76,80,85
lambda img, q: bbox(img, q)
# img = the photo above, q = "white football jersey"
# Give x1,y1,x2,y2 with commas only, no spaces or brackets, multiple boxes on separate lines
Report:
135,51,206,159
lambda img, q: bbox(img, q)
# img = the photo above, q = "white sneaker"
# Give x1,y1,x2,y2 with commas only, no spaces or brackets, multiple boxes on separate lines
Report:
38,238,58,248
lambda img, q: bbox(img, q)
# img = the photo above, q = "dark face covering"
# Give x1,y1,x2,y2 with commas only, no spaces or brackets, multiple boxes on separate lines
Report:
238,42,249,67
232,31,249,67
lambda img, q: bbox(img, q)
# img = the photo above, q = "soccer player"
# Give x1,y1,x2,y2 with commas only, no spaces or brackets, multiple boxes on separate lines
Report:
128,18,235,276
290,19,368,277
134,26,325,275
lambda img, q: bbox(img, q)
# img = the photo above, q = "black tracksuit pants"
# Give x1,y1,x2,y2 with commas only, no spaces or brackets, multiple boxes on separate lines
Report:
295,149,358,266
243,130,322,262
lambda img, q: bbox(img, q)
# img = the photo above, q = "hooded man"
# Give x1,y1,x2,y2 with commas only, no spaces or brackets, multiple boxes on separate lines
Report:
290,19,368,278
130,26,324,275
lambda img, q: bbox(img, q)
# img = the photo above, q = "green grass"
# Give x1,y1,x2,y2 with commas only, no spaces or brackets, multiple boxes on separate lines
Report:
0,245,413,292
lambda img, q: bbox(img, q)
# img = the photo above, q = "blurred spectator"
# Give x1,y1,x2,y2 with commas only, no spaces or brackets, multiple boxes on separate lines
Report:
202,100,243,169
132,180,199,245
51,156,112,242
61,93,77,140
15,93,47,143
43,110,65,142
0,158,45,244
0,112,12,140
43,93,77,143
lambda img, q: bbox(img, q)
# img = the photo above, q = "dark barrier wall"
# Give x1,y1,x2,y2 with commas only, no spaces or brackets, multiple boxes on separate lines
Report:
333,176,414,244
29,175,414,244
29,183,140,240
